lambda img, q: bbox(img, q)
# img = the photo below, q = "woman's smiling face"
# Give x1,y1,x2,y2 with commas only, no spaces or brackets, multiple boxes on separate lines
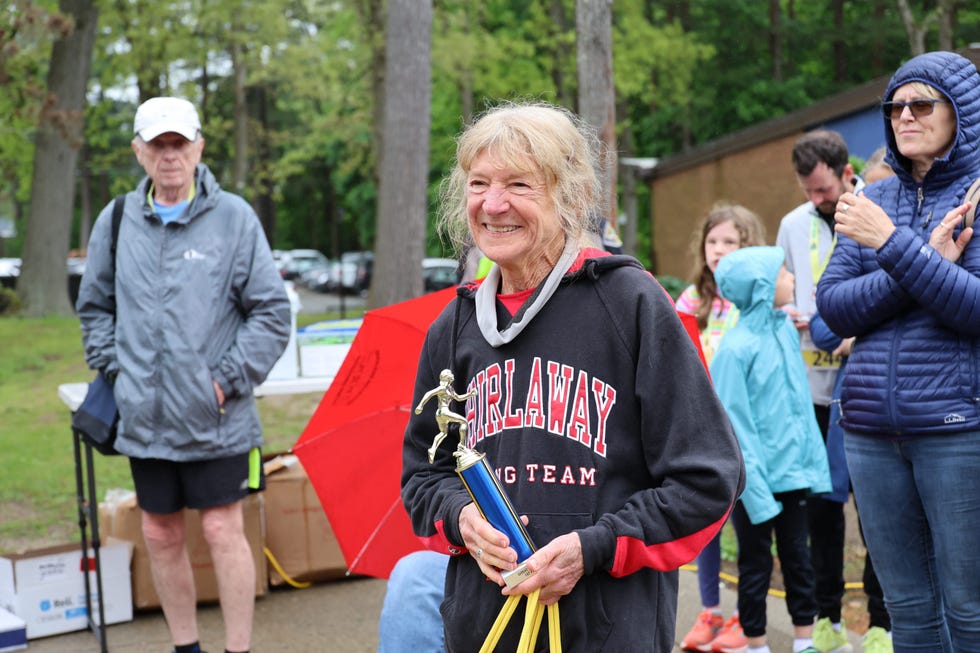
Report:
466,150,564,290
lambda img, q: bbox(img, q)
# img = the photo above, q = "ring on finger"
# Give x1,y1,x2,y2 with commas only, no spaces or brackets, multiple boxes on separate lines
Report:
840,203,850,212
476,548,483,558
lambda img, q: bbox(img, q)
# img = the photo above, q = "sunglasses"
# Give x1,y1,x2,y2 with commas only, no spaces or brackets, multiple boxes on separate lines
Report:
881,98,948,119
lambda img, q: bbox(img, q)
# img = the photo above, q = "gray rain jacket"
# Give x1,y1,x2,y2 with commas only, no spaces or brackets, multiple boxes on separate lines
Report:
77,164,290,461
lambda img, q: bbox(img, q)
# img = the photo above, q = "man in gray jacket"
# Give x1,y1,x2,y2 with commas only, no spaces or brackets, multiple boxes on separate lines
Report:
77,97,290,653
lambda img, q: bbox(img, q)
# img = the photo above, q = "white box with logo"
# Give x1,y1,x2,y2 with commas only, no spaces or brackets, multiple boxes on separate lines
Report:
0,538,133,639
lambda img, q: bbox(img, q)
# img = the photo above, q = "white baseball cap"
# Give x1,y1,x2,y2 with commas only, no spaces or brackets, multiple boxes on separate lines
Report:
133,97,201,142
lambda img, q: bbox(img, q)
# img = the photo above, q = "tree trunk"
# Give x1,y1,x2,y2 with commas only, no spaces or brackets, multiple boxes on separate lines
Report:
356,0,387,190
870,0,887,75
369,0,432,309
459,4,474,123
896,0,929,56
769,0,782,81
576,0,617,231
252,85,276,244
832,0,846,82
665,0,691,30
78,145,92,252
937,0,956,51
19,0,98,316
618,105,637,257
231,40,249,196
549,0,573,108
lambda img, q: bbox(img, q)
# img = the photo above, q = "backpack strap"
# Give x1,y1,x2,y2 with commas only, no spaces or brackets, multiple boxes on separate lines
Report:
107,195,125,321
965,177,980,229
110,194,125,274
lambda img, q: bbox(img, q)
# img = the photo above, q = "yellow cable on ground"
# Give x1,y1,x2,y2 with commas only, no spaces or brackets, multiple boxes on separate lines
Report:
680,563,865,600
263,546,312,589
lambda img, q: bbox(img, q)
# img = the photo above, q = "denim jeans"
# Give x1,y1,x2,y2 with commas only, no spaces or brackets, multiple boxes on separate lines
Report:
845,430,980,652
377,550,449,653
696,530,722,608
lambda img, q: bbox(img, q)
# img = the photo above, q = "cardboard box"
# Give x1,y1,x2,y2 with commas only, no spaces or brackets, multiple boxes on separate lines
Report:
0,538,133,639
263,454,348,586
0,607,26,652
100,492,266,610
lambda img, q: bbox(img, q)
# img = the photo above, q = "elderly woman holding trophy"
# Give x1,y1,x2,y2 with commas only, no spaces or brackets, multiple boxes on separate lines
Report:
401,101,745,652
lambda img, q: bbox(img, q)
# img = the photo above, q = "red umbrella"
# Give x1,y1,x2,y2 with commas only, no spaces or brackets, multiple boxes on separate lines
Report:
293,286,458,579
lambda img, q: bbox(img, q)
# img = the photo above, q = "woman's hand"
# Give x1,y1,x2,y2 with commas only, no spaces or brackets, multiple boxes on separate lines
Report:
459,502,519,584
502,532,584,605
834,192,896,249
833,337,854,358
928,202,973,262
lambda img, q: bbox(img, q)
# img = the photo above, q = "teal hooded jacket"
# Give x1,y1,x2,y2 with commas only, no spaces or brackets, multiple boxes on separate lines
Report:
710,246,831,524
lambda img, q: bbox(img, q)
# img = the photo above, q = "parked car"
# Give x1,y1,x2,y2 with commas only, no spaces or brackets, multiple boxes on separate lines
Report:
0,258,20,289
299,259,340,293
0,256,90,308
340,251,373,295
282,249,328,281
272,249,291,275
423,257,461,291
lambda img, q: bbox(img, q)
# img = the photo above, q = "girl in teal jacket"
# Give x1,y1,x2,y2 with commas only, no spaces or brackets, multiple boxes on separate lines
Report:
710,245,831,652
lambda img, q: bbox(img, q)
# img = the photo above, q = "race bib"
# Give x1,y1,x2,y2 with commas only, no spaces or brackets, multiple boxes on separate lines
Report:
802,348,842,369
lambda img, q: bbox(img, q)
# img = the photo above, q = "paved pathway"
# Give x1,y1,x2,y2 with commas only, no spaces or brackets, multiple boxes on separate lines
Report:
23,565,864,652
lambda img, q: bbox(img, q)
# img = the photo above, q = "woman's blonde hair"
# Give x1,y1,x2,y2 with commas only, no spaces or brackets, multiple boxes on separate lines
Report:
689,202,767,331
904,81,945,101
437,101,604,255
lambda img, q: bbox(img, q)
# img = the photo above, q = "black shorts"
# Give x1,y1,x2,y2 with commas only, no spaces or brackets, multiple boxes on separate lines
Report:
130,450,265,514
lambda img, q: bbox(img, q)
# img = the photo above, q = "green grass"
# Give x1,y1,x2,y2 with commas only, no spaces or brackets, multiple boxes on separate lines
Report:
0,309,360,553
0,316,102,550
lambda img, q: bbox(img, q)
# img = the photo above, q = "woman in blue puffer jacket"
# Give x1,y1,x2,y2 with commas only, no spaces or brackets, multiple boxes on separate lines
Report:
816,51,980,651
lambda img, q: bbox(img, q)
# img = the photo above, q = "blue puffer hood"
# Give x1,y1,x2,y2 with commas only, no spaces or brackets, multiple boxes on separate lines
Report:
882,51,980,187
715,246,784,316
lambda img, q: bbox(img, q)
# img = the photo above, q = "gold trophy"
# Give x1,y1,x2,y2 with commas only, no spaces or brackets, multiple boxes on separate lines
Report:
418,369,536,589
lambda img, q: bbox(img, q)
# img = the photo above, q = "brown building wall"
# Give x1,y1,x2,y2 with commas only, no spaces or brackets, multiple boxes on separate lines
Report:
650,133,809,281
645,46,980,282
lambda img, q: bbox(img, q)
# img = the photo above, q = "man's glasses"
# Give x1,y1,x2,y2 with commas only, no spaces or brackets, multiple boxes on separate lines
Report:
881,98,948,120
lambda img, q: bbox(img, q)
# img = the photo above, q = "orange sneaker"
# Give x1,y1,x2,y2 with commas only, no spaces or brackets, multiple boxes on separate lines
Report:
710,614,748,653
680,610,724,651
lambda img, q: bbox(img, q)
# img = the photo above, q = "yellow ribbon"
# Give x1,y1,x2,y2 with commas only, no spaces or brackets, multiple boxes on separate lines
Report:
810,216,836,285
479,590,561,653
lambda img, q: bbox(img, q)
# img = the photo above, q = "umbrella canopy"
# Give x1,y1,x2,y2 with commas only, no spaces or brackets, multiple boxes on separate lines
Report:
293,286,458,579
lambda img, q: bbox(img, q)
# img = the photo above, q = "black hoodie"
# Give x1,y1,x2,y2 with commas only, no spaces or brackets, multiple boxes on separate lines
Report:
402,250,745,652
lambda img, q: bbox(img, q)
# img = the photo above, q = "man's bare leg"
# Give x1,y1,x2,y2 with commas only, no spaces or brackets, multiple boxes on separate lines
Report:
201,501,254,652
142,510,199,646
